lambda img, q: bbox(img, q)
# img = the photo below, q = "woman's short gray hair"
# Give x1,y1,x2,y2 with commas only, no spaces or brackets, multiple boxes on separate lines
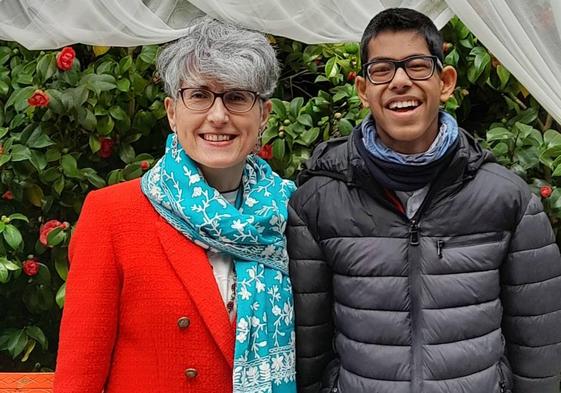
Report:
157,17,280,99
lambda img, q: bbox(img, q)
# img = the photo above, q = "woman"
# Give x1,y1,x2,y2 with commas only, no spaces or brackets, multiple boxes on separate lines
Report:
54,17,296,393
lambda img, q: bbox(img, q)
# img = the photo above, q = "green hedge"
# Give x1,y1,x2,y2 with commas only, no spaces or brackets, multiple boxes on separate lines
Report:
0,17,560,370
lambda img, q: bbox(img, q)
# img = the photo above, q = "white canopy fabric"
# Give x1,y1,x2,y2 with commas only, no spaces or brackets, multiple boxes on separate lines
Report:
1,0,560,123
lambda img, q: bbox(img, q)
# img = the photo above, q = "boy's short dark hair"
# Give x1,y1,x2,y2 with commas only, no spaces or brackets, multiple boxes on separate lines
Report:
360,8,444,65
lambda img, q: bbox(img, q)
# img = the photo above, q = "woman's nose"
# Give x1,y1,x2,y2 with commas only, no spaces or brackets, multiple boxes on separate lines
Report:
206,97,229,123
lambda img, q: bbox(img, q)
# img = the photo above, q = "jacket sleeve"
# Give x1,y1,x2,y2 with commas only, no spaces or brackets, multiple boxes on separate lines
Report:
501,193,561,393
287,202,338,393
54,191,121,393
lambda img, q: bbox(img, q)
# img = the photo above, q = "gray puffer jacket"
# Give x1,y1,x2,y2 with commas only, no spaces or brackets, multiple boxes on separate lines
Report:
287,128,561,393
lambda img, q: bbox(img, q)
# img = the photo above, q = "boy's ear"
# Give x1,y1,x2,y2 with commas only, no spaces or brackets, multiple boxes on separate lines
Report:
355,75,370,108
439,65,457,103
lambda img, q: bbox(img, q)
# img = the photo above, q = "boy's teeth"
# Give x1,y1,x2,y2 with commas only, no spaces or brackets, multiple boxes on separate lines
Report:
389,100,420,109
203,134,233,141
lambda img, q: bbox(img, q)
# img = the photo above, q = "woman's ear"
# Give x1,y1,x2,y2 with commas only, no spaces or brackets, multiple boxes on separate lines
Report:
439,65,458,103
164,97,176,132
259,99,273,130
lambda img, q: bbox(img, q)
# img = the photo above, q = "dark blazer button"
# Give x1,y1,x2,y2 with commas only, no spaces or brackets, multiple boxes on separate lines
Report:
177,317,190,329
184,368,198,379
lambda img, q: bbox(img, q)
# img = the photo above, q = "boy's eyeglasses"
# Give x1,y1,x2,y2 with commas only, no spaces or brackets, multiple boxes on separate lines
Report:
363,55,443,85
178,88,261,113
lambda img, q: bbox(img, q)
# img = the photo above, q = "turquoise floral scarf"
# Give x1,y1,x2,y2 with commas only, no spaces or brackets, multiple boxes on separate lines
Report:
141,133,297,393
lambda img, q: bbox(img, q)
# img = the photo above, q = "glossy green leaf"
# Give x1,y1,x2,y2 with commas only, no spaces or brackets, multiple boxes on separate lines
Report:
109,106,128,121
6,329,28,358
272,138,285,159
53,248,68,281
3,224,23,250
56,283,66,308
486,127,513,142
138,45,158,65
20,340,36,362
61,154,81,178
24,184,44,207
0,263,8,283
96,115,114,135
338,118,354,136
297,114,313,127
270,98,286,118
46,227,66,247
289,97,304,118
119,144,135,164
8,213,29,223
26,126,55,148
496,64,510,89
24,326,47,351
5,86,35,109
299,127,320,146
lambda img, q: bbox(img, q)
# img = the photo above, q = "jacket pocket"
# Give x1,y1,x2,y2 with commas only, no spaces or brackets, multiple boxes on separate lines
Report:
436,232,503,258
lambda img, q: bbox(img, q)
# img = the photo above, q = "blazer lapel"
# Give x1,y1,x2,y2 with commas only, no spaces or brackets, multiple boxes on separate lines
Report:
156,216,234,367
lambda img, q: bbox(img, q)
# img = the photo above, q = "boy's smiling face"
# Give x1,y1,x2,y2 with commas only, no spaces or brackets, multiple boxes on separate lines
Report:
356,30,457,154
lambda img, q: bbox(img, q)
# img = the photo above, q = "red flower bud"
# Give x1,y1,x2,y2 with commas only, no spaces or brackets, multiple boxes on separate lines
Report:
540,185,553,199
27,90,49,107
23,259,40,277
56,46,76,71
140,160,150,170
98,137,114,159
347,71,357,82
257,144,273,160
2,190,13,200
39,219,66,247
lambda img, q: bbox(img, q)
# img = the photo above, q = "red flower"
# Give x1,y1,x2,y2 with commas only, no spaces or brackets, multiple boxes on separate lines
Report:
39,219,67,247
22,259,40,277
98,137,114,158
540,185,553,199
257,144,273,160
347,71,357,82
27,90,49,107
2,190,13,200
56,47,76,71
140,160,150,170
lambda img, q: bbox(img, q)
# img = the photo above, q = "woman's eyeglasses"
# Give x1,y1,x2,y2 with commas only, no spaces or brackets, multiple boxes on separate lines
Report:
363,55,443,85
178,88,261,113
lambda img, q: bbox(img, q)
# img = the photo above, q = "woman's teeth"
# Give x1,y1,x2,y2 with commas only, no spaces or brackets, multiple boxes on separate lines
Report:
202,134,234,142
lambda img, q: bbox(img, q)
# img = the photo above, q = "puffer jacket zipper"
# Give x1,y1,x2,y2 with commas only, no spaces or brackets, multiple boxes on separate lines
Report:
408,218,423,393
497,363,509,393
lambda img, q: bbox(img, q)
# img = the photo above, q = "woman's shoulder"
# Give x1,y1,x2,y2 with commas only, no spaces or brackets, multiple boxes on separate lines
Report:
82,178,152,215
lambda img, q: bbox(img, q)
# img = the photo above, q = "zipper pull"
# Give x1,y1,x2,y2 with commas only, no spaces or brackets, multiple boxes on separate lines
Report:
436,240,444,258
409,220,419,246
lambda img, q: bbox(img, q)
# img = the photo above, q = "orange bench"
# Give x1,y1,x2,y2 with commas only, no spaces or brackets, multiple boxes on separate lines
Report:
0,373,53,392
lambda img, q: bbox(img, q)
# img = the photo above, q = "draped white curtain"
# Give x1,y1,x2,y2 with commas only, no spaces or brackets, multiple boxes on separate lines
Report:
0,0,560,123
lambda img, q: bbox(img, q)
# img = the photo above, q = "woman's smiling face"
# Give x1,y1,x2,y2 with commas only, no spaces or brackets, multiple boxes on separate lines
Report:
165,81,272,179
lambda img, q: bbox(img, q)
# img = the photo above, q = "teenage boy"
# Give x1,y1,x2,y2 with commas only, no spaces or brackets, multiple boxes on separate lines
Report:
288,7,561,393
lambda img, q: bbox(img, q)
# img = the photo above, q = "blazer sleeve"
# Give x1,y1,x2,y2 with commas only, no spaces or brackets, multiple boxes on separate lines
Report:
287,202,338,393
54,191,122,393
501,193,561,393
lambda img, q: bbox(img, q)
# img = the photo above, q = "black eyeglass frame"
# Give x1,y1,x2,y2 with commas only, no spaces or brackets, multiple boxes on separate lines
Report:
177,87,262,113
362,55,443,85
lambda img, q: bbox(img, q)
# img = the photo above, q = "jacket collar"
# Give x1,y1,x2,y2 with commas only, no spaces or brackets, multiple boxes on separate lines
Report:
156,215,234,367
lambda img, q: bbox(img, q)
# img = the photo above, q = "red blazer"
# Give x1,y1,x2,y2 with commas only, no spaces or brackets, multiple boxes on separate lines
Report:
54,179,234,393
